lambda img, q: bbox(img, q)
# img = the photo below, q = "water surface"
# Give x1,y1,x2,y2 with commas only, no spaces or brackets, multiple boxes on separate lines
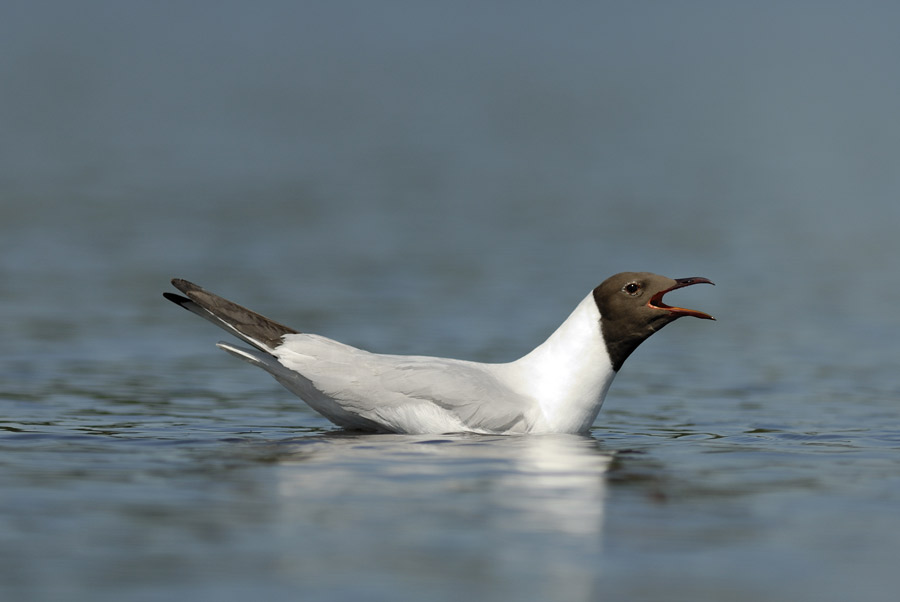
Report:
3,2,900,601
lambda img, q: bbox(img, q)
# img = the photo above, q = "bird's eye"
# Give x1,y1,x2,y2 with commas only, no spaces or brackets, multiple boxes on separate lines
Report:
623,282,641,295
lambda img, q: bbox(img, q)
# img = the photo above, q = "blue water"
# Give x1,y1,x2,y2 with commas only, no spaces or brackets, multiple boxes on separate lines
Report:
3,2,900,601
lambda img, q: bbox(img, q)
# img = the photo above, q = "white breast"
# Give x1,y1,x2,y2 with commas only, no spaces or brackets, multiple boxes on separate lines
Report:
495,293,617,433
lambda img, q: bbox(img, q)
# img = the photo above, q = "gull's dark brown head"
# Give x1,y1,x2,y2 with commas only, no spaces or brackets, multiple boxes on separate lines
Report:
592,272,715,371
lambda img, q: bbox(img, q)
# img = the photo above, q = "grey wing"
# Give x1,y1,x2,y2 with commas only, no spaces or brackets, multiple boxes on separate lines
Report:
373,358,538,433
275,336,538,433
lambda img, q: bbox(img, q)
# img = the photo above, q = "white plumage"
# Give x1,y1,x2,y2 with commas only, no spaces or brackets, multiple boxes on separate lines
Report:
217,293,613,434
165,272,713,435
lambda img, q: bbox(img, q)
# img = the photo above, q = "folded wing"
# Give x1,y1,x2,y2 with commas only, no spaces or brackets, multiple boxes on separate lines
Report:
274,334,538,434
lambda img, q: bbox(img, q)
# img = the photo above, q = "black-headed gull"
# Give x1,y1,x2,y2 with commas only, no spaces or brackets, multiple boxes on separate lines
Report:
164,272,714,434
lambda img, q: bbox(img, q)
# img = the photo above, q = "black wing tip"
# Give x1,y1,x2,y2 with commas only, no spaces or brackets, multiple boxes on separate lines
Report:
164,278,301,347
163,291,192,307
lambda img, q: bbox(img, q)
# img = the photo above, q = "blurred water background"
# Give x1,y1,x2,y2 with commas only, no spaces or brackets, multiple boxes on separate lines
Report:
2,1,899,600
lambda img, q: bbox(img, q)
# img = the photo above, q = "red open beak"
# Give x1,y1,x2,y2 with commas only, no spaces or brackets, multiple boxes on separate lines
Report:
648,277,716,320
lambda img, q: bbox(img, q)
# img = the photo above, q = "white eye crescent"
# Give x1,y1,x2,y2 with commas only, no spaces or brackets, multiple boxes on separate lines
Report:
624,282,641,295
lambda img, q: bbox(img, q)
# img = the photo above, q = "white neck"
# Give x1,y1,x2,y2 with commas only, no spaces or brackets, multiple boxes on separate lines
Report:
501,293,617,434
